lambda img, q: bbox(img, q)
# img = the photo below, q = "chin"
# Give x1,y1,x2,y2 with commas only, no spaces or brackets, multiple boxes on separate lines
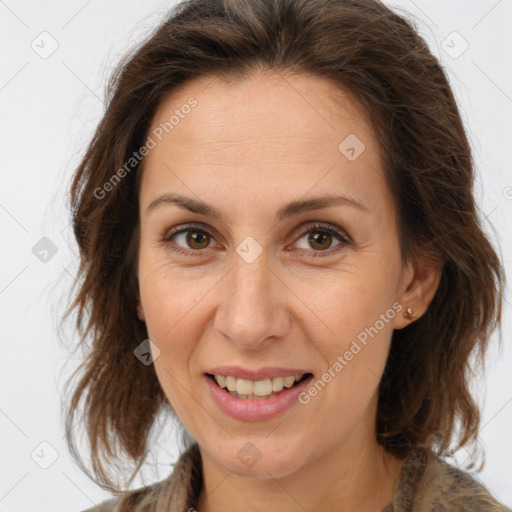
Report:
206,437,308,479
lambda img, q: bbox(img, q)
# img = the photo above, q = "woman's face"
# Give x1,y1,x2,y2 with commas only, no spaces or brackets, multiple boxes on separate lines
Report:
136,71,422,478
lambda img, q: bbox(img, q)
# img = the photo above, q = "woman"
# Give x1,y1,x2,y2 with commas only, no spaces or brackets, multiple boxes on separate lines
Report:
64,0,510,510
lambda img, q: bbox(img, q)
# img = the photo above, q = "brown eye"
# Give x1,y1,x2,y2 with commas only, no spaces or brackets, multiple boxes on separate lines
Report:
307,231,334,251
162,224,216,256
183,230,211,250
294,223,350,256
169,229,213,250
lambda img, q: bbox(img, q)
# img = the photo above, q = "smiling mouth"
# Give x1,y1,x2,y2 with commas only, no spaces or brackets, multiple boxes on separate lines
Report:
206,372,313,400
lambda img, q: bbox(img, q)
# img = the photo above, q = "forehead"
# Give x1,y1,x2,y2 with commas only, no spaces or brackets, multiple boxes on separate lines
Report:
140,71,390,217
148,70,376,153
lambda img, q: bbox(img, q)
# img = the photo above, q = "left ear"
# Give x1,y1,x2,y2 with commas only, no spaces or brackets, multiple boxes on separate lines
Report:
393,254,443,330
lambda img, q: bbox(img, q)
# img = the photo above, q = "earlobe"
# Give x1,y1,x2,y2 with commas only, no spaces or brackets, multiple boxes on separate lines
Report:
394,256,443,330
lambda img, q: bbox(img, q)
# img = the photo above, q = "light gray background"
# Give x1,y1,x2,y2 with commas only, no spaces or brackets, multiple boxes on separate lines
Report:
1,0,511,510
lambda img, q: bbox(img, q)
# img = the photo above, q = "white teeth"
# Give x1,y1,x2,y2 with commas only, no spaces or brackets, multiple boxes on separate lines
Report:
272,376,284,392
236,378,253,395
212,373,306,398
225,376,237,392
253,378,272,396
283,376,295,388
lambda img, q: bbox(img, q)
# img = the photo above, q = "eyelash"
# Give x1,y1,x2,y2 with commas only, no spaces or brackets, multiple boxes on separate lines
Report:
161,222,351,259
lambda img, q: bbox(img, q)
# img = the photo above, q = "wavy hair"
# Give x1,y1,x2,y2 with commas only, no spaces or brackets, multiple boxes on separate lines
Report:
63,0,505,492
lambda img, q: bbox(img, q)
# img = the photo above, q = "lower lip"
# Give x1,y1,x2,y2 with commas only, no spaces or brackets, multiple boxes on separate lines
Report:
204,374,314,422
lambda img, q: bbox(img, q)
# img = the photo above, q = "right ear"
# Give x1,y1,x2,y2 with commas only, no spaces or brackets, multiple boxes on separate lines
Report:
136,293,146,321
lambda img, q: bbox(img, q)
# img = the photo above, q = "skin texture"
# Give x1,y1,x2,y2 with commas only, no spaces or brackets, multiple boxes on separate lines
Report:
136,71,441,512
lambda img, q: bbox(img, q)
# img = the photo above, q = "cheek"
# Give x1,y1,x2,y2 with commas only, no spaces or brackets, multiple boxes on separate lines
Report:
138,247,196,324
305,259,400,410
140,274,202,344
137,260,208,410
137,251,220,360
309,266,398,353
306,286,396,429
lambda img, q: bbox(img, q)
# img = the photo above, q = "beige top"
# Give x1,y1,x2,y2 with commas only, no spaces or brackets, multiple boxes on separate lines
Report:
83,443,510,512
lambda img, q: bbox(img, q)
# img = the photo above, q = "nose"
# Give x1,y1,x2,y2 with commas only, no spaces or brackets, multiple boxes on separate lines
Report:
214,252,292,351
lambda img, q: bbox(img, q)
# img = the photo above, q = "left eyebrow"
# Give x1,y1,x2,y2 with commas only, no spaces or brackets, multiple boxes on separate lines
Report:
275,195,369,221
146,193,369,222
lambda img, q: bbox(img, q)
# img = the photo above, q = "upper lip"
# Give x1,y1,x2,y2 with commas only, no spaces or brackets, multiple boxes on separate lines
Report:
206,366,312,381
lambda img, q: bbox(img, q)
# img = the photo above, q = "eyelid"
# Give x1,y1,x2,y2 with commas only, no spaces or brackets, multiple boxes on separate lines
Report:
161,221,352,257
162,222,217,243
292,221,352,243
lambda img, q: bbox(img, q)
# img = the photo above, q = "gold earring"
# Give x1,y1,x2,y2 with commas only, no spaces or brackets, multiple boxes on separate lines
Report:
403,307,417,321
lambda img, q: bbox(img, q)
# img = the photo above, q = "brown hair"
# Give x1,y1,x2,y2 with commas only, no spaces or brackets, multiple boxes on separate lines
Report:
63,0,505,492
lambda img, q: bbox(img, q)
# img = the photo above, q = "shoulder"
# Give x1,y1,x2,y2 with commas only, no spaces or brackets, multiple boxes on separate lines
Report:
80,497,117,512
79,443,202,512
78,481,163,512
79,488,156,512
394,446,511,512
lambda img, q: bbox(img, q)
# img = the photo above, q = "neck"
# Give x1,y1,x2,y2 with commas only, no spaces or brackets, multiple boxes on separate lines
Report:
196,419,404,512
